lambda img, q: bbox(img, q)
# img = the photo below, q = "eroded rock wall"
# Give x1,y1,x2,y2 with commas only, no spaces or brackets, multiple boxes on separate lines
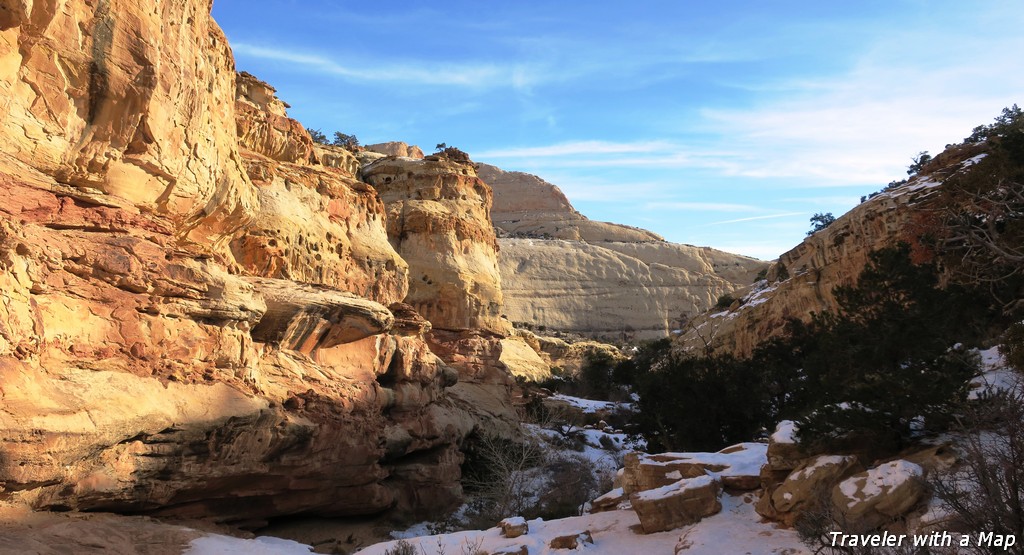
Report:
363,156,509,335
0,4,479,525
0,0,255,249
678,172,954,357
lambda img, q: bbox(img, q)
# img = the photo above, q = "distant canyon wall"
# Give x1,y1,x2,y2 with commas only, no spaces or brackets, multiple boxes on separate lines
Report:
478,164,766,340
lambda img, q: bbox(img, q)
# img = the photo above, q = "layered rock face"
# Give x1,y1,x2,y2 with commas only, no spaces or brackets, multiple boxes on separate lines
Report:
363,157,509,335
0,0,254,249
361,156,521,434
479,164,765,339
0,4,478,525
677,166,964,357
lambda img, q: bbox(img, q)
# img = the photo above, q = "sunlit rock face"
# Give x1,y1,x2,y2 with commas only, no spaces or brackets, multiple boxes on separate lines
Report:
477,163,766,340
677,169,952,357
0,2,478,524
0,0,256,250
363,156,510,336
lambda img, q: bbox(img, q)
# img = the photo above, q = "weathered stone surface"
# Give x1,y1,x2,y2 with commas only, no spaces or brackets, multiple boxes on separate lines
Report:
678,167,968,356
247,277,394,353
313,144,360,175
365,142,424,159
480,163,661,242
230,78,409,304
756,455,862,525
363,156,510,335
549,530,594,549
589,487,628,513
0,89,465,527
630,475,722,533
831,460,926,531
499,516,529,538
621,443,765,495
479,163,765,340
0,0,256,249
499,336,551,382
235,72,314,164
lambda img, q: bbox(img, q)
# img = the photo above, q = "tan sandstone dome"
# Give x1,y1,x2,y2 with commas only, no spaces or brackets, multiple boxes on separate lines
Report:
477,163,766,339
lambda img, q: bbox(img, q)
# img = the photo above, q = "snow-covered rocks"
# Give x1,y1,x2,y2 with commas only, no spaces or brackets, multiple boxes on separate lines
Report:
832,460,926,531
621,442,766,495
590,487,628,513
631,474,723,533
616,443,766,533
499,516,529,538
757,455,863,525
548,530,594,549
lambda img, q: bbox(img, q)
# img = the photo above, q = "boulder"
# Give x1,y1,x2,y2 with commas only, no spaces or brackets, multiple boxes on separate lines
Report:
630,475,722,533
549,530,593,549
831,460,926,531
499,516,528,538
756,455,862,525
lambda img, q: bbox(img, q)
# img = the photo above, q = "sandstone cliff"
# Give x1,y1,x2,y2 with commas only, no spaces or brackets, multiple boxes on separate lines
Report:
477,164,766,339
0,2,480,525
678,149,988,357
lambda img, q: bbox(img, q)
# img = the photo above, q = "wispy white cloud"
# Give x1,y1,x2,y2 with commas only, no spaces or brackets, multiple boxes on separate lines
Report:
706,213,805,226
476,140,675,158
232,43,539,88
643,202,762,212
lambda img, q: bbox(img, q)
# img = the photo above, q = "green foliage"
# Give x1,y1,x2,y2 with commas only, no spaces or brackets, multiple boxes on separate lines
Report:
807,212,836,235
775,262,790,281
906,150,932,175
621,244,984,456
715,294,736,310
964,104,1024,144
1003,322,1024,371
630,345,769,452
579,350,616,399
307,128,328,144
332,132,359,149
794,244,979,451
384,540,417,555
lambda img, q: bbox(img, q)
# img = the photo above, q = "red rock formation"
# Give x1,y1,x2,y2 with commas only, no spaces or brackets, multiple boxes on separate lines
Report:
0,1,476,526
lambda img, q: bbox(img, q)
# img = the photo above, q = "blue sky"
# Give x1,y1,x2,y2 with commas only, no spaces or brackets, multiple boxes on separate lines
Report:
212,1,1023,260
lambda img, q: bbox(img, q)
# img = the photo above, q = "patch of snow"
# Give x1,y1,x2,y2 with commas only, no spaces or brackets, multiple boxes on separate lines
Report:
771,420,797,444
969,346,1020,399
665,470,683,480
549,393,634,414
634,474,716,502
838,460,923,508
643,443,767,479
788,455,850,481
185,535,314,554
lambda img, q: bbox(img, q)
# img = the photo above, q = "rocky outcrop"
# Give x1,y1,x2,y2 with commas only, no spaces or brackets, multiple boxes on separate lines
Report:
499,238,764,339
479,164,660,242
631,475,722,534
0,0,255,250
831,461,926,531
678,152,987,357
0,2,486,527
235,72,314,164
366,142,425,160
478,164,766,339
363,156,509,335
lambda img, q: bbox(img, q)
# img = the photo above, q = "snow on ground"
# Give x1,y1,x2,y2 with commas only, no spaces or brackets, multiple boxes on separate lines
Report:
184,534,314,554
548,393,633,414
969,346,1019,399
358,493,809,555
648,442,767,479
673,492,810,554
